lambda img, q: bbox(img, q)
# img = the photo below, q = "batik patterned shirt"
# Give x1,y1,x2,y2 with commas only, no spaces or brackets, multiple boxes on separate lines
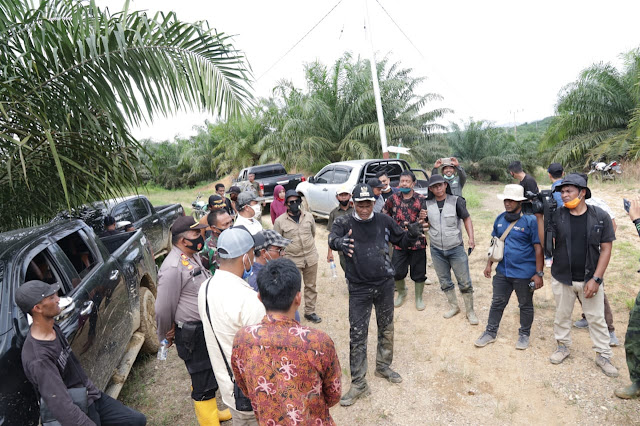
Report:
382,191,427,250
231,314,342,426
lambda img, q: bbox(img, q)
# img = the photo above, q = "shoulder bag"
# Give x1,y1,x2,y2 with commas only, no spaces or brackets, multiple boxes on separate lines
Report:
487,220,517,263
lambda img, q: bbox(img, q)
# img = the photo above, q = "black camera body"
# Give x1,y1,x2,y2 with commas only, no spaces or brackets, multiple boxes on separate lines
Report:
522,190,557,258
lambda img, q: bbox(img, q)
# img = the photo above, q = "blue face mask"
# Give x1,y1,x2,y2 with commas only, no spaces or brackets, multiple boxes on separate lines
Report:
444,174,455,180
241,253,254,281
398,187,412,194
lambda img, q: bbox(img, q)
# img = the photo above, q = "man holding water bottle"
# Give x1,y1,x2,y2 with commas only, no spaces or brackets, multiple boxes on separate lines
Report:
329,184,426,406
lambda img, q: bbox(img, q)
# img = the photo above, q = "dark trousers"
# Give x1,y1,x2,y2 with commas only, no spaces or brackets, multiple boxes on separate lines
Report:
626,290,640,383
392,248,427,282
486,273,534,337
175,322,218,401
348,279,394,387
88,392,146,426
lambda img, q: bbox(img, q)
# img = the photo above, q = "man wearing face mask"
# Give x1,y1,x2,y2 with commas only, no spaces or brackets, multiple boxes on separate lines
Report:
199,228,266,425
548,174,618,377
432,157,467,197
156,216,232,425
274,190,322,323
327,185,354,273
247,229,292,291
383,170,431,310
233,191,264,235
200,209,233,274
367,178,386,213
375,171,398,201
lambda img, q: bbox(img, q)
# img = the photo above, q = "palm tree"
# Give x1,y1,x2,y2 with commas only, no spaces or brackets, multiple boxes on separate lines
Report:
0,0,253,231
541,49,640,166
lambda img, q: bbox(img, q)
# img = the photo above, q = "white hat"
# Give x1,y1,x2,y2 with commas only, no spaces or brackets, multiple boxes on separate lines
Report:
336,184,352,196
497,184,527,201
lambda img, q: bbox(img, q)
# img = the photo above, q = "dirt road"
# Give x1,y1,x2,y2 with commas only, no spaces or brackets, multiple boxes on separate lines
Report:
121,181,640,425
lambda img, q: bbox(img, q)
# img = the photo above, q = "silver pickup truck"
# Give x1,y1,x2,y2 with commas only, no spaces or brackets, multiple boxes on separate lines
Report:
296,159,429,218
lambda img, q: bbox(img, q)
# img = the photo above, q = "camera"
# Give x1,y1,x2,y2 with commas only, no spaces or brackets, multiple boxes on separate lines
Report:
522,190,557,258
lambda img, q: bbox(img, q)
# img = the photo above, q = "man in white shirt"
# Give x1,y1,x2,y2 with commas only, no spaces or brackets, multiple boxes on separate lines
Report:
198,227,266,425
233,192,264,235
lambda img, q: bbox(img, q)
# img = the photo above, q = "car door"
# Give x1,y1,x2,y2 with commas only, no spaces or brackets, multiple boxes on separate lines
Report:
308,167,334,214
327,166,352,213
50,229,131,389
129,197,162,254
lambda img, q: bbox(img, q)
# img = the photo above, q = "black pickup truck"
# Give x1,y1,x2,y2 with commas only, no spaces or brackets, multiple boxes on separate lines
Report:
235,164,305,203
0,220,159,425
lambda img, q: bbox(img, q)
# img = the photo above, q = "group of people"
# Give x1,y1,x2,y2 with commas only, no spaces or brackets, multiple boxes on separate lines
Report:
15,157,640,426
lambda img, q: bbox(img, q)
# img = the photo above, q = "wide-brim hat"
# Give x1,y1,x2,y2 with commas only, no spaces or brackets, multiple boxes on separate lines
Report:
497,184,528,201
553,173,591,199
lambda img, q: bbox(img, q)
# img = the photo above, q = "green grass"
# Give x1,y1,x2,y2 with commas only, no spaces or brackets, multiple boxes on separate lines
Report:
129,183,216,216
462,183,484,209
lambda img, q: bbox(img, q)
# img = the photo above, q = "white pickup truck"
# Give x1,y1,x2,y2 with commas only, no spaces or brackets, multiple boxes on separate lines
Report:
296,159,430,218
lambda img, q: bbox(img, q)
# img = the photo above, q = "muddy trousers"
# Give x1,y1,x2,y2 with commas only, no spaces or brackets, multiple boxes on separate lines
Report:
348,279,394,388
626,290,640,383
175,322,219,401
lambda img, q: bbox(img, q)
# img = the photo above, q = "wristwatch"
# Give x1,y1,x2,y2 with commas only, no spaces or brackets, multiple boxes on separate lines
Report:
593,276,603,285
535,271,544,277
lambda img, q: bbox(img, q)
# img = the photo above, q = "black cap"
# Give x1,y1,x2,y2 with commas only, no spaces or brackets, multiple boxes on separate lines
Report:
170,216,208,235
427,174,445,187
352,184,376,202
547,163,564,174
367,178,385,188
15,280,60,314
207,195,225,210
553,173,591,199
284,189,301,201
227,186,242,194
104,215,116,226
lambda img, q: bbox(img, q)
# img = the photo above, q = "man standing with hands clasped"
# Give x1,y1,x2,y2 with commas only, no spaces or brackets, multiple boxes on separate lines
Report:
329,184,426,406
548,174,618,377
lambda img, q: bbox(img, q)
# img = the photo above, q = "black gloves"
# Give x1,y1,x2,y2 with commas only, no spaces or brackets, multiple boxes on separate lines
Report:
407,222,423,238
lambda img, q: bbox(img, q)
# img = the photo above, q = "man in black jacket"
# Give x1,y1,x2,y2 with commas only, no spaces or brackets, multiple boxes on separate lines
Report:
329,184,425,407
548,174,618,378
17,280,146,426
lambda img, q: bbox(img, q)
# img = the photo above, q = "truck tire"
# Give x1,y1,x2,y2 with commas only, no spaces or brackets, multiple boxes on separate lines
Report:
139,287,160,354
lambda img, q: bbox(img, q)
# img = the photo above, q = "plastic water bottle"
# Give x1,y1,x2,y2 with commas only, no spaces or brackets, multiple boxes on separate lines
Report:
157,339,169,360
329,261,339,284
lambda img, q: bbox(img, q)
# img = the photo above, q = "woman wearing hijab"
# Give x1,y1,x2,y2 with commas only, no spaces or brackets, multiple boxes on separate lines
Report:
270,184,287,224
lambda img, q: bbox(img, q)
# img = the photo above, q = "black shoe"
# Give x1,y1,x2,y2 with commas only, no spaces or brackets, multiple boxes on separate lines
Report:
304,313,322,323
374,367,402,383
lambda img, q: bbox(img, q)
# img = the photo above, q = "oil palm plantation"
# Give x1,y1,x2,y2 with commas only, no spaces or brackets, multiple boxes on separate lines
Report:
541,48,640,166
0,0,253,230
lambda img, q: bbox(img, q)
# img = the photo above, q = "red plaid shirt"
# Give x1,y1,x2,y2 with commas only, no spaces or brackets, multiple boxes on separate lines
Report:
232,314,342,426
382,191,427,250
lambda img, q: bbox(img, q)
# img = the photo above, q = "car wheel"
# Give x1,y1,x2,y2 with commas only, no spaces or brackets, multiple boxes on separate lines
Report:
138,287,160,354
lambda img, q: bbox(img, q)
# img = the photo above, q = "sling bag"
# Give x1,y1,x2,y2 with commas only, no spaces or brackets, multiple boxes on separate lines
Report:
487,220,518,263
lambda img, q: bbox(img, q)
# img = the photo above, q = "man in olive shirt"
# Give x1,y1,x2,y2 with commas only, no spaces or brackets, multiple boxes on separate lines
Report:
156,216,231,424
327,185,353,273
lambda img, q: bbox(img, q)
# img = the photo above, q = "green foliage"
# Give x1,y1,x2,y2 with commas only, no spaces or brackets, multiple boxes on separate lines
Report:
542,48,640,167
0,0,252,231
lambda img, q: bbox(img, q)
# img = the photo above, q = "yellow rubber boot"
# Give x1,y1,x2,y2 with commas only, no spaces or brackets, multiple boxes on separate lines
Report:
218,408,232,422
193,399,222,426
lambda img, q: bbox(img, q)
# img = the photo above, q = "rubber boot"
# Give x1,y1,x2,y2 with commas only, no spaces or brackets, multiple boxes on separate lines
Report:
443,290,460,318
462,292,479,325
218,408,232,422
415,281,425,311
614,382,640,399
394,279,407,307
193,399,225,426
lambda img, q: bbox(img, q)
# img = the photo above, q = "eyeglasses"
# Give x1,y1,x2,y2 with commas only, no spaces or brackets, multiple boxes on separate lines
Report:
287,200,301,206
267,247,285,255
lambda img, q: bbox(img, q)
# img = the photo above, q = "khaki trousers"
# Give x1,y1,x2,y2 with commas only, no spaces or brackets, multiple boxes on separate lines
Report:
299,262,318,315
551,277,612,358
229,407,258,426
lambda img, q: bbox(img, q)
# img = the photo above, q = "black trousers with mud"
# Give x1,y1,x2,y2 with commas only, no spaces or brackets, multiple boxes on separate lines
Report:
625,290,640,384
348,278,394,388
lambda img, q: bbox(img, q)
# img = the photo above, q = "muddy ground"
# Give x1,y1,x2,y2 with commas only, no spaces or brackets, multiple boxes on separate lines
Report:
120,181,640,425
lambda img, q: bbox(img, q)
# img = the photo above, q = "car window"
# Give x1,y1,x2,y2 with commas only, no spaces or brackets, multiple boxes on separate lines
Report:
252,164,287,179
333,168,351,184
111,202,134,223
363,162,404,183
315,168,334,184
129,198,151,221
22,249,68,297
57,231,97,282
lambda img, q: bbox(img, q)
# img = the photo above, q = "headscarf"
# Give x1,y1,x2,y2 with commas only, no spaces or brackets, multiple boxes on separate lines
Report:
271,184,287,224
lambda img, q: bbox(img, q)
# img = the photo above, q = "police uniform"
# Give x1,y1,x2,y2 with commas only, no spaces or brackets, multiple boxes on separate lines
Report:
155,216,230,423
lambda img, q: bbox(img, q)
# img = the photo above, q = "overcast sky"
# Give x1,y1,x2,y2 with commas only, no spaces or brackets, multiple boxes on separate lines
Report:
97,0,640,141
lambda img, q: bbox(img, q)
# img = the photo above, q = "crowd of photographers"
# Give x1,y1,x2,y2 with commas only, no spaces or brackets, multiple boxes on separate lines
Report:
17,160,640,425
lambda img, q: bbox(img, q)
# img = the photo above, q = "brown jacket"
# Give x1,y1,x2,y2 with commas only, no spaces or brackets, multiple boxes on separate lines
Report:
273,211,319,268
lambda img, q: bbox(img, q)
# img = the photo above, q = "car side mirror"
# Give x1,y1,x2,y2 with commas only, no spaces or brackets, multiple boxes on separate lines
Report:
308,176,315,184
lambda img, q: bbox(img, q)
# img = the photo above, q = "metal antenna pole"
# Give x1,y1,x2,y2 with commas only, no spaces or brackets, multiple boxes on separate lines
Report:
364,0,389,159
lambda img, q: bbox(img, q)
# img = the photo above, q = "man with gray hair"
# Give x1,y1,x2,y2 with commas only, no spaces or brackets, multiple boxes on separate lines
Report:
199,228,266,425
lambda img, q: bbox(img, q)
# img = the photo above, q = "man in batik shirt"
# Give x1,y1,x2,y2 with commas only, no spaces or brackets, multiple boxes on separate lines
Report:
232,258,341,425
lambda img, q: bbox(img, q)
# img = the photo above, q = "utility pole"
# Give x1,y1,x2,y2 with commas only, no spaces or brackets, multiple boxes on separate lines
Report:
363,0,389,159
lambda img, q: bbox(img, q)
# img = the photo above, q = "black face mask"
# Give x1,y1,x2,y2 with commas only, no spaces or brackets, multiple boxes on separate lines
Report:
339,199,350,207
288,201,301,215
504,210,522,222
184,235,205,251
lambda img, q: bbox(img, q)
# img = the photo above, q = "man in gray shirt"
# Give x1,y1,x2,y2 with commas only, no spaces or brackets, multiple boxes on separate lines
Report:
156,216,231,424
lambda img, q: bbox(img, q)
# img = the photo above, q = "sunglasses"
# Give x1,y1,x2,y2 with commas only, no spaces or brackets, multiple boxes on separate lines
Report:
287,200,301,206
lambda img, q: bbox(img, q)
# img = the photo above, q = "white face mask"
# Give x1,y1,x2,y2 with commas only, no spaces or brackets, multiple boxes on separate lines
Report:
251,204,262,219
